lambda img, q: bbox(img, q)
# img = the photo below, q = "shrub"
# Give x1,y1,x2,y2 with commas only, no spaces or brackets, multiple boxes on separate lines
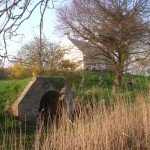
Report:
7,63,32,79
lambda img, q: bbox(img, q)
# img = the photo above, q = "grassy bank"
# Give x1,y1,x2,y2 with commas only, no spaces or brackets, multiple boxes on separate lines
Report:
0,78,30,112
0,78,31,129
0,72,150,110
74,72,150,103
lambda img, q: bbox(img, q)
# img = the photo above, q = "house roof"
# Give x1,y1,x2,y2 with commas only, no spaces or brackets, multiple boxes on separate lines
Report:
68,38,98,56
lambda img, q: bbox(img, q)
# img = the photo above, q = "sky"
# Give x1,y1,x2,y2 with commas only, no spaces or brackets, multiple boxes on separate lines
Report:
1,1,66,66
8,8,61,55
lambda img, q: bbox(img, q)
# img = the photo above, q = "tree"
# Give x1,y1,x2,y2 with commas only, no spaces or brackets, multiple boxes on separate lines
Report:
57,0,150,87
16,36,79,77
57,59,80,82
17,36,58,75
129,55,150,75
0,0,61,66
44,47,80,81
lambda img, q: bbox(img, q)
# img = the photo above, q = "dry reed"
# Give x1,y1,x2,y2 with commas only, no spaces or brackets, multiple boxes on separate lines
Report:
1,93,150,150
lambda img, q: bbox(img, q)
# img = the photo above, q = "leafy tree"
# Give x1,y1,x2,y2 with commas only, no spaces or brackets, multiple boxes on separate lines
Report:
17,36,58,75
16,36,80,78
58,59,79,72
46,47,65,73
57,0,150,87
57,59,80,82
45,48,80,81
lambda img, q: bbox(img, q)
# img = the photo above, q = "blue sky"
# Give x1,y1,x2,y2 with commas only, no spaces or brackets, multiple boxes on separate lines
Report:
4,2,64,59
0,0,70,67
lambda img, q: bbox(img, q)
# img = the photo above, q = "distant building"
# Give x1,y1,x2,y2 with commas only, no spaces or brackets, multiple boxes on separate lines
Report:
60,33,108,71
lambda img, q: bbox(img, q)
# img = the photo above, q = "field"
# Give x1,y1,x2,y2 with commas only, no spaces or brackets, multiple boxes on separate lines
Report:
0,71,150,149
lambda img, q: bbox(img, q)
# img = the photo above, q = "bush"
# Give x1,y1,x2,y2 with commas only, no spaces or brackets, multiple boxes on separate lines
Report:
7,63,33,79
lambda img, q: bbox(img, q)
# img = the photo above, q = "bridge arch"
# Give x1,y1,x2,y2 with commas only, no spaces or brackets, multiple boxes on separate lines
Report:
39,90,60,122
12,77,67,121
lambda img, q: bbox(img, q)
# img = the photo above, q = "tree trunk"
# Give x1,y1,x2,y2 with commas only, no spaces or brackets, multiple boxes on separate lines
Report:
115,68,123,88
117,73,123,88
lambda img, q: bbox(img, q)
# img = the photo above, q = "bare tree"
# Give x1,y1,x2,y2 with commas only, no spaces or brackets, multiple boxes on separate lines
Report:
0,0,60,67
57,0,150,87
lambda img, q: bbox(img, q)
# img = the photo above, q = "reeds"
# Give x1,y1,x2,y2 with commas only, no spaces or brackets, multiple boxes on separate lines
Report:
1,93,150,150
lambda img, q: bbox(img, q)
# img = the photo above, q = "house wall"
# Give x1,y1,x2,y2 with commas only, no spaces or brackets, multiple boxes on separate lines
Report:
60,34,110,71
84,56,107,71
60,35,84,69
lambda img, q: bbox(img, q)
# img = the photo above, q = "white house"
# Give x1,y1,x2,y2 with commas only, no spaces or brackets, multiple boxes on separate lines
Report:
60,33,107,71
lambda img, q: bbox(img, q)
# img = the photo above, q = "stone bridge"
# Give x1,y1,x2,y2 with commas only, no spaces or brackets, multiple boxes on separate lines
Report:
12,77,75,121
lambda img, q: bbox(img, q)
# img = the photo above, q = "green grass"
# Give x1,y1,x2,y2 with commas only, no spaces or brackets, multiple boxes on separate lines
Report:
0,72,150,111
0,78,31,131
74,71,150,103
0,78,31,112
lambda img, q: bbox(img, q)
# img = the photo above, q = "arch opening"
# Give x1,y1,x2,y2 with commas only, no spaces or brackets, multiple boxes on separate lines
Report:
38,91,61,123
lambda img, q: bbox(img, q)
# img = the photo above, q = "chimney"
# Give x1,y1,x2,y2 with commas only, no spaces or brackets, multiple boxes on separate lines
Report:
64,32,70,38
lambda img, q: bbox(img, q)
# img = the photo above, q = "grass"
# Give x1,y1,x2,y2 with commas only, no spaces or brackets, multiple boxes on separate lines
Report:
0,71,150,110
0,78,31,112
74,71,150,103
0,78,31,129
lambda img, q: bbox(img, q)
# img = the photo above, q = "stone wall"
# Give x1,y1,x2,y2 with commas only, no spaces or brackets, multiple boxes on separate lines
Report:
11,77,75,121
